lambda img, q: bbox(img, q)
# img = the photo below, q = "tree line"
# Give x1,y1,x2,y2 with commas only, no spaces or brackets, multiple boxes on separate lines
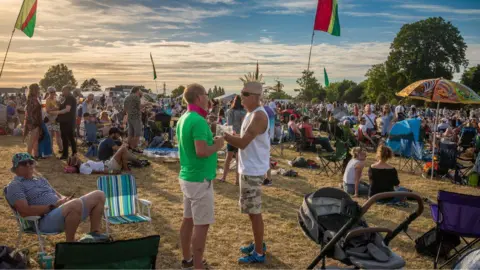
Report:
295,17,479,104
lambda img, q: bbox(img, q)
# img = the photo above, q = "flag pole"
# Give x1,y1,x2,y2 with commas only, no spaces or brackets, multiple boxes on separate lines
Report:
1,0,25,79
0,28,16,79
306,31,315,74
155,80,158,95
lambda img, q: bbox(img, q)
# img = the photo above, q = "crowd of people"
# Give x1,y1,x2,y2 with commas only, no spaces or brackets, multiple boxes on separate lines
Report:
4,81,480,268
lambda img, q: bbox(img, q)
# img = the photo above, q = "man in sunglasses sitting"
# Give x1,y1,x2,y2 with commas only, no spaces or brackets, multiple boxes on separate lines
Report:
5,153,107,242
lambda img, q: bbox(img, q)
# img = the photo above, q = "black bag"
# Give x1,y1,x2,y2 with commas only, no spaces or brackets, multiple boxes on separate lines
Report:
0,246,28,269
415,227,460,258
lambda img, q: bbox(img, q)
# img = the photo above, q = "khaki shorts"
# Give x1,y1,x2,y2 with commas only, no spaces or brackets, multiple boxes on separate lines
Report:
239,175,263,214
105,157,122,171
128,119,142,137
179,179,215,225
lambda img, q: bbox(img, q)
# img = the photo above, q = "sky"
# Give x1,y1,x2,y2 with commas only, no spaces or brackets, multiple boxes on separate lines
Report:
0,0,479,95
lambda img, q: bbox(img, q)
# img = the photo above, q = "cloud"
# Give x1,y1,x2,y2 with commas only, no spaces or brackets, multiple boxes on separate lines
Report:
344,11,424,21
258,0,359,15
259,37,273,44
195,0,236,4
396,4,480,15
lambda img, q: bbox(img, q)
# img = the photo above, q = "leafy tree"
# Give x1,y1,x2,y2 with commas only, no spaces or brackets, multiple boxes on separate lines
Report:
268,91,292,100
324,80,357,102
295,70,325,101
386,17,468,85
343,82,365,103
171,85,185,98
461,65,480,93
39,64,77,91
363,64,390,103
213,85,218,97
208,88,212,98
376,93,388,105
80,78,101,91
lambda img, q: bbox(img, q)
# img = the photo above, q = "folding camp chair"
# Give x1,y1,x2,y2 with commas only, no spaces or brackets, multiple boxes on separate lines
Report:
3,186,62,253
398,141,432,174
155,113,173,141
458,127,476,152
54,235,160,269
97,174,152,235
430,190,480,269
271,125,285,157
317,140,348,176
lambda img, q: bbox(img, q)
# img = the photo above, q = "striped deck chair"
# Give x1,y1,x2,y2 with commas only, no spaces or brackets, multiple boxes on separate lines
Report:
3,186,62,253
97,175,152,235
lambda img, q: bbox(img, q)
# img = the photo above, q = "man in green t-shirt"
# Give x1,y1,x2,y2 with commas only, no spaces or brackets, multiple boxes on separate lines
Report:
176,83,224,269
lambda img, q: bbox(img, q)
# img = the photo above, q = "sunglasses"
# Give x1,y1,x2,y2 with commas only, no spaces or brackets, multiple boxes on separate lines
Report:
18,160,34,167
241,91,260,97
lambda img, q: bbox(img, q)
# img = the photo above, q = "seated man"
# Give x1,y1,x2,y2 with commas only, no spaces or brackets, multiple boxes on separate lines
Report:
7,100,19,128
98,127,138,171
299,116,334,152
288,115,301,140
5,153,106,242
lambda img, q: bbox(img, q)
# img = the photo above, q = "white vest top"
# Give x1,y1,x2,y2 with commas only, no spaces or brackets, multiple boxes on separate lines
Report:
238,106,270,176
343,159,361,185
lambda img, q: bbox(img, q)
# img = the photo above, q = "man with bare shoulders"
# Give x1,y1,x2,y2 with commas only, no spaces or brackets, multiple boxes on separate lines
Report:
224,82,270,264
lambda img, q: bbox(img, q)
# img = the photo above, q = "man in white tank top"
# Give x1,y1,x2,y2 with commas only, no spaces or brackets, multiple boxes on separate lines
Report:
224,82,270,264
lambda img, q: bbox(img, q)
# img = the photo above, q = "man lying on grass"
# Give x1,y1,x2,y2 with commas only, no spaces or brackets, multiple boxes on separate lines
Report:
5,153,107,242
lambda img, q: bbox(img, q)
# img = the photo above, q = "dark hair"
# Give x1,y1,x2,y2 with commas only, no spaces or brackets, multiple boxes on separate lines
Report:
289,114,296,121
219,108,225,117
302,116,310,122
231,95,243,110
109,127,121,136
131,87,141,94
83,112,90,118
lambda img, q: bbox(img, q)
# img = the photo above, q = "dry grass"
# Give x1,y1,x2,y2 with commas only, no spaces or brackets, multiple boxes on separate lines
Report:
1,135,479,269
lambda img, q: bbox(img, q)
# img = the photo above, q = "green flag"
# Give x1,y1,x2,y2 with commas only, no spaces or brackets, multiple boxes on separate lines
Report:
324,67,329,87
150,52,157,80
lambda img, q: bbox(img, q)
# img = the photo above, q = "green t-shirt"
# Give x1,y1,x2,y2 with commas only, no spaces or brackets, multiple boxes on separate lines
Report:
176,111,217,182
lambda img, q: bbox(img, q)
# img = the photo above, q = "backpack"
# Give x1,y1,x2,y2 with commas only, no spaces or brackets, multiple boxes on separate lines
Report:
0,246,28,269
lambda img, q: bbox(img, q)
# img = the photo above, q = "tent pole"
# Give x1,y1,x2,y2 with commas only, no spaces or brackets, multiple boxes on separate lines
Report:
431,102,440,180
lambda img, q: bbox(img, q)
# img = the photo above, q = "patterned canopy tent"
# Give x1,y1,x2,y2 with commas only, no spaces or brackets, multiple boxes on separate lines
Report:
396,78,480,104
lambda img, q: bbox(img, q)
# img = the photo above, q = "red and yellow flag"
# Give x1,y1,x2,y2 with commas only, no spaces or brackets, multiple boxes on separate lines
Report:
15,0,38,38
313,0,340,37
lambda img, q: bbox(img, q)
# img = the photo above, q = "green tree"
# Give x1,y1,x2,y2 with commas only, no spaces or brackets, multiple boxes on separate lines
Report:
295,70,325,101
461,65,480,93
364,64,390,103
324,80,357,102
343,82,365,103
207,88,213,98
171,85,185,98
80,78,101,91
268,91,292,100
386,17,468,85
39,64,77,91
213,85,218,97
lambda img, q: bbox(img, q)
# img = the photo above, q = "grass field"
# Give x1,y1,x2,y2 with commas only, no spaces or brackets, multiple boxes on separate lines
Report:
1,135,479,269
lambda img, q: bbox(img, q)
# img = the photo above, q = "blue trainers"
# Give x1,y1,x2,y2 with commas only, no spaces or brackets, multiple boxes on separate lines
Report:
240,242,267,254
238,251,266,264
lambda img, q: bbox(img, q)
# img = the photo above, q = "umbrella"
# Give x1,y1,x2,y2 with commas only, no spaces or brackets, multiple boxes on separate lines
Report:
396,78,480,178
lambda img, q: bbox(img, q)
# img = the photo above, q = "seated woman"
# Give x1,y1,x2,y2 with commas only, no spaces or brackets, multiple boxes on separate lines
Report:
356,118,377,146
299,116,334,152
67,156,121,175
288,115,300,140
342,147,369,196
368,144,408,204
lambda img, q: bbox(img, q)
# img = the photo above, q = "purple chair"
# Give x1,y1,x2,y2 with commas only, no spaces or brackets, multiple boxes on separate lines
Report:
430,190,480,268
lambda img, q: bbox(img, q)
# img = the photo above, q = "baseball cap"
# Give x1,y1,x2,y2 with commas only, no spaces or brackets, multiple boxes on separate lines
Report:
242,82,263,95
11,153,35,172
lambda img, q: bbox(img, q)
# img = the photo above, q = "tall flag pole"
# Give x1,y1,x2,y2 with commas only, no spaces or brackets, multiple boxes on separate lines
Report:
150,52,158,94
306,0,340,85
1,0,38,79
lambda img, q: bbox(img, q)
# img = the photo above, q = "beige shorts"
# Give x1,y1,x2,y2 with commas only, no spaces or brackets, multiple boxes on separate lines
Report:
239,175,263,214
179,179,215,225
105,157,122,171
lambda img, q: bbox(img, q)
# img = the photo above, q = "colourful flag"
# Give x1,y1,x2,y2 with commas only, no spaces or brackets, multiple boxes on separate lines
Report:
313,0,340,37
150,52,157,80
15,0,37,38
324,67,330,86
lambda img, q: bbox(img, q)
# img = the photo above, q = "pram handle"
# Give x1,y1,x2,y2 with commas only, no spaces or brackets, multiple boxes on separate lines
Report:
344,227,393,242
362,192,424,216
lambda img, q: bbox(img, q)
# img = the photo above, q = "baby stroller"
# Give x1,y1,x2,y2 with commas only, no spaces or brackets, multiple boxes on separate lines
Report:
298,187,424,269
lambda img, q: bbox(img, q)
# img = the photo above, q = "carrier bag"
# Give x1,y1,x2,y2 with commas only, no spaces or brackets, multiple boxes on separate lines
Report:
0,246,28,269
415,227,460,258
467,172,479,187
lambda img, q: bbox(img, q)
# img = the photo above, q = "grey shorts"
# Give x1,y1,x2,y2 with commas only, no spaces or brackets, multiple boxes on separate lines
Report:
127,119,142,137
38,196,88,233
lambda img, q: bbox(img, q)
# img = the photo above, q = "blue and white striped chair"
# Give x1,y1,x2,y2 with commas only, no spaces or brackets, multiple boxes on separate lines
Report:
97,174,152,235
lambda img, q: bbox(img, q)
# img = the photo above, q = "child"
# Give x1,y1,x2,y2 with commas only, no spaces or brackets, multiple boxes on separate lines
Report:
68,156,120,175
342,147,369,197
